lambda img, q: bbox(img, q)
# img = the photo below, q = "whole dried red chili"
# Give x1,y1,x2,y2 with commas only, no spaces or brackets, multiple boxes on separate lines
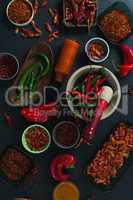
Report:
21,103,58,122
4,113,12,127
48,8,55,18
44,22,53,33
42,0,48,7
31,20,42,33
33,0,39,16
50,154,76,182
20,28,41,38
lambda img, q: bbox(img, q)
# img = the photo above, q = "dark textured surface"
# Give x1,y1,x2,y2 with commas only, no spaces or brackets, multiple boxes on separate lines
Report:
0,0,133,200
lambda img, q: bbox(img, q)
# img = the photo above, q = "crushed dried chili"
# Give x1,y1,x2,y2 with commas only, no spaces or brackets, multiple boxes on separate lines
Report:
8,0,33,24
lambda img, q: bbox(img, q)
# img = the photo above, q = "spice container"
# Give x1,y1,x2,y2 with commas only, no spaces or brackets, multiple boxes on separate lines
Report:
0,146,33,183
0,53,19,80
55,39,80,82
85,37,110,63
63,0,97,28
53,181,80,200
97,2,133,44
53,121,80,149
6,0,34,27
22,124,51,154
86,122,133,190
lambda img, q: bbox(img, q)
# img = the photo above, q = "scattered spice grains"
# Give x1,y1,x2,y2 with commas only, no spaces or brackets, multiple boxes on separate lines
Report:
8,0,32,24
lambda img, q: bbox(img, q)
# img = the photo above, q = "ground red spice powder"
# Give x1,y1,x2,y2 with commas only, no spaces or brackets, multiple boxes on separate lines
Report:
8,0,32,24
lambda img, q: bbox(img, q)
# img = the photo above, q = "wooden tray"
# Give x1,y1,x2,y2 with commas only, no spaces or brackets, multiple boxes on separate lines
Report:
9,41,54,106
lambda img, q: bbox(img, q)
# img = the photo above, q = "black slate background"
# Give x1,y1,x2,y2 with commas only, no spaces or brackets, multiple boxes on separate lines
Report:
0,0,133,199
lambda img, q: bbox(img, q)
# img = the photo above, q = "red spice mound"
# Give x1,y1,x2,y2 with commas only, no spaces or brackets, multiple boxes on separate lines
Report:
100,10,132,43
87,123,133,185
8,0,32,24
55,122,78,147
0,148,31,181
26,127,49,151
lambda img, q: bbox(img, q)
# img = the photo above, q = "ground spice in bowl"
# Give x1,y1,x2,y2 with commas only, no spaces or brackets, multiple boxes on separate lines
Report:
0,53,19,80
24,125,50,152
7,0,33,26
53,121,80,149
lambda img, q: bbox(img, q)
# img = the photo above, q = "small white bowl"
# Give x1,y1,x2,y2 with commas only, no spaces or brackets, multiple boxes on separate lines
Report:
66,65,121,120
22,124,51,154
6,0,34,27
85,37,110,63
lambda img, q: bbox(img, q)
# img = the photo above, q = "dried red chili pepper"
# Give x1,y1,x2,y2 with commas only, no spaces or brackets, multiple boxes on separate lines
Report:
20,28,41,38
21,103,58,122
50,154,76,182
42,0,48,7
53,11,60,26
4,113,12,127
44,22,53,33
31,20,42,33
48,8,55,18
33,0,39,16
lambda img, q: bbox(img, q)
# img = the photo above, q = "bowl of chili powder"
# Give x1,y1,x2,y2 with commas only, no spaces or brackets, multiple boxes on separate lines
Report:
0,52,19,80
53,121,80,149
6,0,34,27
22,124,51,154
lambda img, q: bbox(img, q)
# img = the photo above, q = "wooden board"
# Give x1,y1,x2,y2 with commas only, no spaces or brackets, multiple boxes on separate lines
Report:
8,41,54,106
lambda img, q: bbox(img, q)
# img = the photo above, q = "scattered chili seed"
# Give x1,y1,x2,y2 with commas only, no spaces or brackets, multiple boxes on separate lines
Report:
33,0,39,16
31,20,42,33
44,22,53,33
42,0,48,7
4,113,12,127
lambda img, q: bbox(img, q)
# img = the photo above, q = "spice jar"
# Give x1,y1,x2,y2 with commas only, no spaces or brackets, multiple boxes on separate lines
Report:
55,39,80,82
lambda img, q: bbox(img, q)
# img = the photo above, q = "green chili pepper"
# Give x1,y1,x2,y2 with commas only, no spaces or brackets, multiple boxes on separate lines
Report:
77,103,97,108
32,53,50,77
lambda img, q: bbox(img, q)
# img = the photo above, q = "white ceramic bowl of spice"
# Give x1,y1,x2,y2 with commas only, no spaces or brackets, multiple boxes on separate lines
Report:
85,37,110,63
6,0,34,27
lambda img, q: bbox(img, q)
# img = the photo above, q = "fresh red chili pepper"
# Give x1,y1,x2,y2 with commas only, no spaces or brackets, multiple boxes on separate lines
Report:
4,113,12,127
21,103,58,123
95,77,107,92
119,63,133,77
119,44,133,65
50,154,76,182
